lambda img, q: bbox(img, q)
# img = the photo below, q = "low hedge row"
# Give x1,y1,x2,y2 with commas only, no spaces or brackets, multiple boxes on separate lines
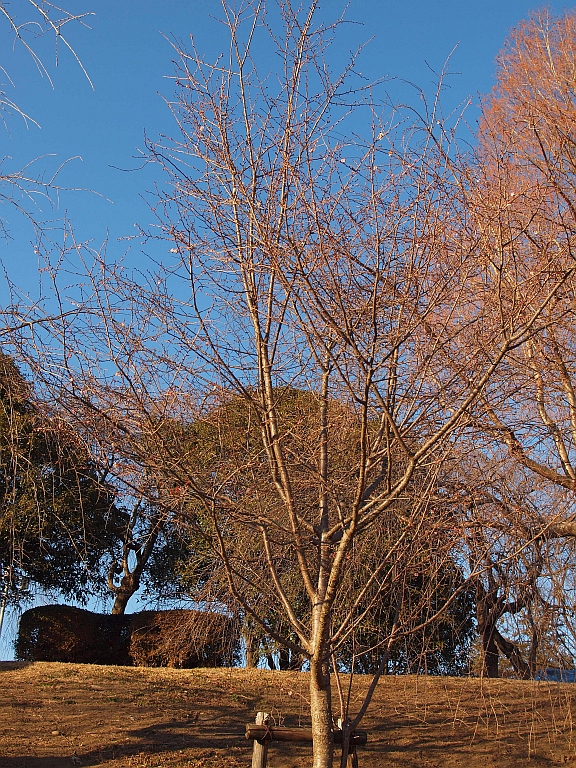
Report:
16,604,239,667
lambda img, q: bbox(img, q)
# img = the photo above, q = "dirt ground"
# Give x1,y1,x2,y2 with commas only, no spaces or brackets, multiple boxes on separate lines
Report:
2,662,576,767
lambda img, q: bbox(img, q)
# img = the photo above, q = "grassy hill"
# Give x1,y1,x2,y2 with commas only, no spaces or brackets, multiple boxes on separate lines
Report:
1,662,576,767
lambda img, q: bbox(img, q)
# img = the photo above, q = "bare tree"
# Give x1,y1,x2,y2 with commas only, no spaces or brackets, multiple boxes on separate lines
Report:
470,9,576,560
444,434,576,679
413,11,576,683
446,457,547,678
0,1,94,238
7,3,574,766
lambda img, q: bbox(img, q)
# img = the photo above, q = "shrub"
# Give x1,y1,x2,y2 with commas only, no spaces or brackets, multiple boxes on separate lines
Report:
16,604,238,667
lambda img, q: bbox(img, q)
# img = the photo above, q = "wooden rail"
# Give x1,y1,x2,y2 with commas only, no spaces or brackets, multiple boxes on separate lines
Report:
246,724,368,745
246,712,367,767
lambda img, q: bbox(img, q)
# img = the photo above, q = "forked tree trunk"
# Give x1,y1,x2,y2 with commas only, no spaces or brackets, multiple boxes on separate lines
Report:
108,512,163,616
481,622,532,679
494,627,531,679
110,572,139,615
310,659,334,768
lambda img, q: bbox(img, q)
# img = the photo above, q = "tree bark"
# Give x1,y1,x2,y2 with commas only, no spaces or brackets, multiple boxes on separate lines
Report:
244,630,257,668
476,583,500,678
110,573,139,615
482,627,500,678
310,659,333,768
493,627,531,679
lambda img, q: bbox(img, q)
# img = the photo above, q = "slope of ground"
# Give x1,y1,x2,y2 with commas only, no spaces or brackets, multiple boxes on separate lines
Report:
1,662,576,767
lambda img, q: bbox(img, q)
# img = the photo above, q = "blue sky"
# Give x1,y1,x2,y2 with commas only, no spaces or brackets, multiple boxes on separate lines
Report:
0,0,566,299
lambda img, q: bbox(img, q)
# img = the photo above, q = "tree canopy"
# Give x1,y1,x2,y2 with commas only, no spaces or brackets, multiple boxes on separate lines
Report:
0,352,120,604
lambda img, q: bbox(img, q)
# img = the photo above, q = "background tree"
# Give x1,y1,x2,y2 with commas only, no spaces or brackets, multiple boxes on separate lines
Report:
105,482,211,616
153,389,475,674
457,11,576,678
0,352,121,606
474,9,576,501
444,443,576,678
0,350,209,618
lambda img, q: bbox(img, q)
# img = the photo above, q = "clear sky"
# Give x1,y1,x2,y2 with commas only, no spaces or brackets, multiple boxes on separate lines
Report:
0,0,567,301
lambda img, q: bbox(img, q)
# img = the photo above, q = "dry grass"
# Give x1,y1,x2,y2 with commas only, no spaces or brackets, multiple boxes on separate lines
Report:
1,662,576,767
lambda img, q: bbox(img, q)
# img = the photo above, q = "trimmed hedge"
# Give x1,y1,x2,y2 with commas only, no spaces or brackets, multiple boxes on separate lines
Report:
16,604,238,667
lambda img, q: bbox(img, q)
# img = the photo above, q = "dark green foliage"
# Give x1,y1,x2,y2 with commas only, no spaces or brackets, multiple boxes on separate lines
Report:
16,605,132,665
15,604,240,667
140,527,212,604
338,561,475,676
0,353,121,602
388,570,474,676
145,387,361,594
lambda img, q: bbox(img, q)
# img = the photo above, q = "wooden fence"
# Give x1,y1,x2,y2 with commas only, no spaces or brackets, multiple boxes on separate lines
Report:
246,712,367,767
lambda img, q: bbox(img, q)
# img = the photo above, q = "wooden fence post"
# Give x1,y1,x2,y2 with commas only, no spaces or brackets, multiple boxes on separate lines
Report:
338,719,360,768
251,711,270,768
349,744,359,768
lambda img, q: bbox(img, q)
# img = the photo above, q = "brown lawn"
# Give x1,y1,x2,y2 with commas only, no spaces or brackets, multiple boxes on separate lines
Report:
1,662,576,767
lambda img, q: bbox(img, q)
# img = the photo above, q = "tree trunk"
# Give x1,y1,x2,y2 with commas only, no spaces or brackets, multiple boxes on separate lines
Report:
310,659,333,768
110,573,139,615
111,589,131,615
244,630,257,668
279,647,290,670
482,626,499,678
493,627,531,679
476,581,501,678
526,608,539,678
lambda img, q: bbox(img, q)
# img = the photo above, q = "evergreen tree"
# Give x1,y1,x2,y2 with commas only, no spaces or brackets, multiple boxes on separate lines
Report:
0,353,121,604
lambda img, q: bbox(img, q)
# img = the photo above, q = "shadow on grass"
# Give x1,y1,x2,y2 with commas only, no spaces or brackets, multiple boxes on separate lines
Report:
0,662,30,672
1,686,566,768
0,719,250,767
0,718,407,768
